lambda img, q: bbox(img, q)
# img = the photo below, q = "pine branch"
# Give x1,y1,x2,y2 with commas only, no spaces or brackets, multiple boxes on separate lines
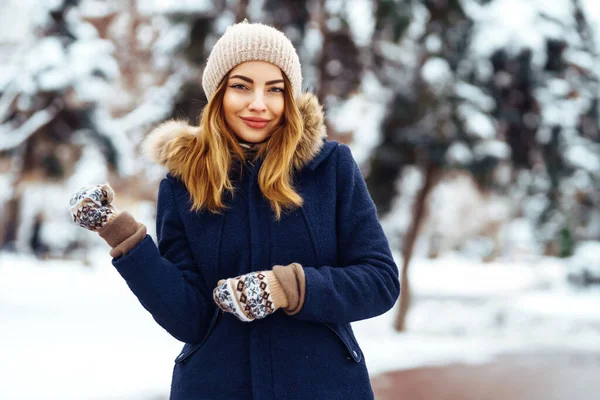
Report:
0,86,19,122
0,101,61,151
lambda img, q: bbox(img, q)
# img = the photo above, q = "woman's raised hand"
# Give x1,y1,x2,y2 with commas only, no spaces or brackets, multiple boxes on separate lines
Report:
69,183,116,231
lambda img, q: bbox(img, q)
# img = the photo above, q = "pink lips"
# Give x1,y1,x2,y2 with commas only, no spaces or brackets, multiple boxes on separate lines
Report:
240,117,270,129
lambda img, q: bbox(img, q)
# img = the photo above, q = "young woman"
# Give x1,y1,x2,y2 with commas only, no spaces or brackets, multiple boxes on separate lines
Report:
70,21,400,400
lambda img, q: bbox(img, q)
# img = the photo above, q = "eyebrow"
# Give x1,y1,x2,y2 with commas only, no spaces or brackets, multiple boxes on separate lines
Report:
229,75,284,85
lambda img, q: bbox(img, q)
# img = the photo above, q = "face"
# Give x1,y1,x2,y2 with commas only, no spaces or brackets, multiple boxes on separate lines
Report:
222,61,285,143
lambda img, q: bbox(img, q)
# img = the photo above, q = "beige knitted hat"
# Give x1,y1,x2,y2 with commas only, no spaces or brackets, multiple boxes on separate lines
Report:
202,21,302,100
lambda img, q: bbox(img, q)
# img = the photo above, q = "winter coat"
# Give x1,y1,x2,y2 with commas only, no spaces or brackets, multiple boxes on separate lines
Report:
111,92,400,399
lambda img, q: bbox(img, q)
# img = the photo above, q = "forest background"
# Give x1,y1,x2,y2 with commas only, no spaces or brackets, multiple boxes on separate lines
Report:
1,0,599,399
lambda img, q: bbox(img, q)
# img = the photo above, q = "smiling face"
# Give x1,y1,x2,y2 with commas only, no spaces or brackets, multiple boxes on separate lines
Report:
222,61,286,143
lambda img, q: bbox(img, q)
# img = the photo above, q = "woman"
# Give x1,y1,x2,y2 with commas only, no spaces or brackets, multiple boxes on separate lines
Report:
70,21,400,400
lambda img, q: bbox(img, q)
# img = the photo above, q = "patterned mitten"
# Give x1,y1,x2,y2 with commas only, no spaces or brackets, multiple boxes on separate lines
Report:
69,183,116,231
213,271,288,322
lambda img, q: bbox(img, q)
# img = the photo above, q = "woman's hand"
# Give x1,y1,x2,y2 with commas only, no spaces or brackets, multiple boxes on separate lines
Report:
69,183,147,258
213,271,288,322
69,183,116,231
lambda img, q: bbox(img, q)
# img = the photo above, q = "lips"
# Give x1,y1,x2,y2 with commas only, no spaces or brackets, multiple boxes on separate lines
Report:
240,117,270,129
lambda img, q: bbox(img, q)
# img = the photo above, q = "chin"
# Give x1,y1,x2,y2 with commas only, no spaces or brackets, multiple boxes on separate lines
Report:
236,129,270,143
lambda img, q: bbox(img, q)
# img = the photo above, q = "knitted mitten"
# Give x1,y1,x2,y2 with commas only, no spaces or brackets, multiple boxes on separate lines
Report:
69,183,147,258
213,263,307,321
213,271,288,322
69,183,116,231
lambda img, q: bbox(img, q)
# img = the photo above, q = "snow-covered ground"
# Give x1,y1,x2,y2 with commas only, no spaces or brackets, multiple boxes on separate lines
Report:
2,249,600,400
355,253,600,376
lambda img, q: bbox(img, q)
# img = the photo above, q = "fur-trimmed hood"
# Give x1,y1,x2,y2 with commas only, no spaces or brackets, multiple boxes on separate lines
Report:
142,92,327,175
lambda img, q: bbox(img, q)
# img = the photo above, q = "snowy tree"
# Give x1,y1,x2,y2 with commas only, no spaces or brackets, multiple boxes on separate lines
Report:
365,0,492,331
0,0,214,256
361,0,600,330
1,0,598,301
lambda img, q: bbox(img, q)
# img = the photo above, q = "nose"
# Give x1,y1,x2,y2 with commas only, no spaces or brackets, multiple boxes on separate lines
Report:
248,92,267,112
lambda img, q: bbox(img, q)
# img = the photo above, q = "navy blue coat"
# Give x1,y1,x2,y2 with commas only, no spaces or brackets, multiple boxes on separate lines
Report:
112,93,400,399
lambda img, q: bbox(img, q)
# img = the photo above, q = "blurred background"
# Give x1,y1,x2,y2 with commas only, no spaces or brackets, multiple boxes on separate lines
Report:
1,0,600,399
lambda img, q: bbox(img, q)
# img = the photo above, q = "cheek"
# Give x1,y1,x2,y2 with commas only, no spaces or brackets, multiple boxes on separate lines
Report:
222,94,241,122
222,93,233,113
272,98,285,121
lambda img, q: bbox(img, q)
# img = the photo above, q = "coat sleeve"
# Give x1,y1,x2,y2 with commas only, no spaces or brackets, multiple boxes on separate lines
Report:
111,177,214,343
292,144,400,324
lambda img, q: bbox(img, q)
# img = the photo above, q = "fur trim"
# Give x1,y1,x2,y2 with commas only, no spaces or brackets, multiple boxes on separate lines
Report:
293,92,328,170
142,120,199,166
142,92,327,174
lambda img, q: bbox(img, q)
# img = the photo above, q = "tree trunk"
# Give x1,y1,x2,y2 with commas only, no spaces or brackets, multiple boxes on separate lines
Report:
236,0,250,22
394,163,441,331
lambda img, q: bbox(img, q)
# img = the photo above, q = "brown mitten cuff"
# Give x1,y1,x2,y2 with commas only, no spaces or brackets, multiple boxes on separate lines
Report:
97,211,147,258
263,271,289,310
272,263,306,315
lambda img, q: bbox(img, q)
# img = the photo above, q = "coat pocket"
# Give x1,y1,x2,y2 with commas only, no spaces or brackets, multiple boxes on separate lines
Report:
174,308,221,364
323,322,362,362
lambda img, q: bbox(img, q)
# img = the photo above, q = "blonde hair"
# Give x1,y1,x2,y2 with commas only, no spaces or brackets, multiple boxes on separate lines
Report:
169,73,304,220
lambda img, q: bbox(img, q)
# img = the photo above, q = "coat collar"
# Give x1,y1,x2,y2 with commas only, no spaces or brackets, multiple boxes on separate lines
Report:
142,92,328,175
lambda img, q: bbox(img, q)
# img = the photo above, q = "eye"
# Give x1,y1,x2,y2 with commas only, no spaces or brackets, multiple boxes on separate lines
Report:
230,84,248,90
269,87,284,93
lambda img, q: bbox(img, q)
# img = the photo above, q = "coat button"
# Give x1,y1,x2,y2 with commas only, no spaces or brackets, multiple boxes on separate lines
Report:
352,351,359,359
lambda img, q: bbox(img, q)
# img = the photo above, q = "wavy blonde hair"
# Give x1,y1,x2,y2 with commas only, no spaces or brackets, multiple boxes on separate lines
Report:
169,72,304,220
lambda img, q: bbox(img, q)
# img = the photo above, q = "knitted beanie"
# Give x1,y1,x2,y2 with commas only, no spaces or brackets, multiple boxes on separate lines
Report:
202,21,302,100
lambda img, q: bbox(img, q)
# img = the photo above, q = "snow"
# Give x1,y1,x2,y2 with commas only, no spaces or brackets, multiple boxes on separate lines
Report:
408,256,551,298
66,142,110,189
0,0,35,43
0,106,58,151
331,72,390,167
137,0,213,16
547,78,571,98
353,254,600,376
3,248,600,399
473,140,511,159
25,37,66,77
406,3,429,41
503,218,540,256
466,0,570,67
567,241,600,280
425,34,442,54
454,82,495,112
2,0,600,396
0,84,19,119
152,22,191,55
303,26,323,59
37,68,72,92
421,57,452,94
463,107,496,139
65,7,104,40
538,94,588,130
93,112,137,176
446,142,473,165
565,49,595,70
14,182,77,255
565,143,600,173
3,27,118,107
517,291,600,321
78,0,118,18
0,250,180,400
68,39,119,80
346,0,375,47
